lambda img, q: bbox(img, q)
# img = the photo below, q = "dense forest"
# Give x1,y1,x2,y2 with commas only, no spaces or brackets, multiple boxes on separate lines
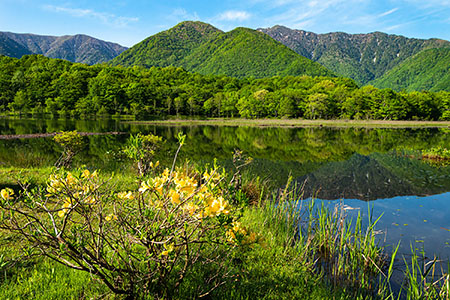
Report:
110,22,334,79
1,54,450,120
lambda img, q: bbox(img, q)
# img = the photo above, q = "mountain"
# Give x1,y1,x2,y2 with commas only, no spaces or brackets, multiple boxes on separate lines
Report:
258,26,450,85
111,21,222,68
370,48,450,92
111,21,335,78
0,34,32,58
0,32,127,64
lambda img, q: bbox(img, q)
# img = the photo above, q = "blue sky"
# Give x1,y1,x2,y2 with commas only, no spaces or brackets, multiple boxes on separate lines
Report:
0,0,449,47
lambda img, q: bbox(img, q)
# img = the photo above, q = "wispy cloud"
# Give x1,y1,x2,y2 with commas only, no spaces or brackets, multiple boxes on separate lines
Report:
401,0,450,8
217,10,251,21
378,8,399,17
264,0,360,28
169,8,200,21
43,5,138,28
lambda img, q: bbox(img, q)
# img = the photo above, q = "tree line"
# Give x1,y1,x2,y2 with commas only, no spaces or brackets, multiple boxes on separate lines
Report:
1,55,449,120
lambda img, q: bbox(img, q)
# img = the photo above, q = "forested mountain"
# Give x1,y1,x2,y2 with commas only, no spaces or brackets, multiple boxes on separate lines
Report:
370,48,450,92
111,21,334,78
259,26,450,85
111,21,222,68
0,32,127,64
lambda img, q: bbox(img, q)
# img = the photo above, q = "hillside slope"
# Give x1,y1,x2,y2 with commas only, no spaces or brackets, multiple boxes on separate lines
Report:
110,21,222,68
259,26,450,84
370,48,450,92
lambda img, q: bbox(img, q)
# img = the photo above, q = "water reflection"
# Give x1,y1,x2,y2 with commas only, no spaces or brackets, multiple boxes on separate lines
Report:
309,193,450,259
1,118,450,255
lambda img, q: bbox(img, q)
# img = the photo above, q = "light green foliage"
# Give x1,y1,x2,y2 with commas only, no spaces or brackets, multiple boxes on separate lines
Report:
123,133,163,176
1,53,450,120
53,130,85,168
111,21,221,68
422,146,450,160
181,27,334,78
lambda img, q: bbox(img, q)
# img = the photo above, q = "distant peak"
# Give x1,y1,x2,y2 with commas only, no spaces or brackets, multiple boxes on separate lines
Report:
173,21,222,32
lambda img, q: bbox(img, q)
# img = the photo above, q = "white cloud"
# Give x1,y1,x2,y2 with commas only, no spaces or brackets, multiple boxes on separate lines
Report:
217,10,251,21
43,5,138,28
378,8,399,17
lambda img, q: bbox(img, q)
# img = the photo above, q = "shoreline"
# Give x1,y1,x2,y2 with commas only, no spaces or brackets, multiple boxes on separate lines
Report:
0,131,126,140
126,118,450,128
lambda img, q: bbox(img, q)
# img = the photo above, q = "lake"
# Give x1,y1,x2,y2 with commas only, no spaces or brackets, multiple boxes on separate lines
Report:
1,117,450,260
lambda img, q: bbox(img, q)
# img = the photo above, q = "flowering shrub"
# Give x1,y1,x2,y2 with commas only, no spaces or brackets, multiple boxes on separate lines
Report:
0,138,260,298
53,130,85,168
123,133,163,176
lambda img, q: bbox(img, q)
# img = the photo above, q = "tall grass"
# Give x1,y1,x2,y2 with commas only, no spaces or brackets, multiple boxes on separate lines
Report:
241,180,449,299
398,246,450,300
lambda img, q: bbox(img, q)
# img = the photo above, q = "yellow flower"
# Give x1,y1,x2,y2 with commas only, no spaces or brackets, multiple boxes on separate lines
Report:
183,203,198,216
161,243,174,256
139,180,152,193
149,161,160,169
1,188,14,200
169,189,181,205
81,169,91,179
117,191,134,200
226,229,237,243
84,195,96,204
206,196,229,217
105,214,118,221
81,170,98,179
66,172,77,185
58,201,72,218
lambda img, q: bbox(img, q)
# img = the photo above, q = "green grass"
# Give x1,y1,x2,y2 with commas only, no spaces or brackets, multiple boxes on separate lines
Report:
1,167,449,299
128,118,450,128
0,258,108,300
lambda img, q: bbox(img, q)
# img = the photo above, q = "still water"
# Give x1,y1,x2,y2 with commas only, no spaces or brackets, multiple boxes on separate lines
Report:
1,117,450,259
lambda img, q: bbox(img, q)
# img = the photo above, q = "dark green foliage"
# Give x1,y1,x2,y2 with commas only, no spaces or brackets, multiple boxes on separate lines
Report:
0,31,127,64
1,54,450,120
371,48,450,92
260,26,450,87
111,22,334,78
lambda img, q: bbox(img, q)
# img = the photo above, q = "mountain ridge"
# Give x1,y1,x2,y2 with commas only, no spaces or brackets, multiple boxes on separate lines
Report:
0,31,128,65
258,25,450,85
111,21,335,78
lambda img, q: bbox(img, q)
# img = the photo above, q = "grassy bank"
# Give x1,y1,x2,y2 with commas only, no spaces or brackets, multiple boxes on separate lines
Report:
127,118,450,128
1,130,449,299
1,168,449,299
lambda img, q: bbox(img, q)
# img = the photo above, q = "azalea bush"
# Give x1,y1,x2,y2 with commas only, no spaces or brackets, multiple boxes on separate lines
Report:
123,133,163,176
0,136,258,299
53,130,85,168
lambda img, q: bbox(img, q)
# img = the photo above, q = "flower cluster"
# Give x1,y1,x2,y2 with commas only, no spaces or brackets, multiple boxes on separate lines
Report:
226,221,260,246
139,167,229,219
46,170,99,217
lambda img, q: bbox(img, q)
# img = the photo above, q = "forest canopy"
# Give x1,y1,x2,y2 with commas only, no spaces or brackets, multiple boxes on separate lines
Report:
1,54,449,120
